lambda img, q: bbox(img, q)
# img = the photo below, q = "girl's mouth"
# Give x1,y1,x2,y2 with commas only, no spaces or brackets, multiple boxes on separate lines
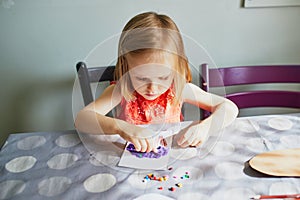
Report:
144,93,160,100
145,93,159,97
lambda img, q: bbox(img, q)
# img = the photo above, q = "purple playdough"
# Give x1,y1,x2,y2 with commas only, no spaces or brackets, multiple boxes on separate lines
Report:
126,143,169,158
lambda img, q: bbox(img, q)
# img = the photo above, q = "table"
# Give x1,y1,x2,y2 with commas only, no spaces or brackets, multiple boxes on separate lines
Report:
1,113,299,199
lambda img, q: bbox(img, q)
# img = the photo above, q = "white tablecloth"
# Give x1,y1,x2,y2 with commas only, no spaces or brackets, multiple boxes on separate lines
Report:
1,113,299,199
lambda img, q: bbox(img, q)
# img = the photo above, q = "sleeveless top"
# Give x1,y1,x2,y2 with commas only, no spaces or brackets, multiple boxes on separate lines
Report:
117,87,183,125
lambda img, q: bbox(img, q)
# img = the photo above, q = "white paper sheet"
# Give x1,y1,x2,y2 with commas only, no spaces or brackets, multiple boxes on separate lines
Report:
118,121,193,170
118,137,172,170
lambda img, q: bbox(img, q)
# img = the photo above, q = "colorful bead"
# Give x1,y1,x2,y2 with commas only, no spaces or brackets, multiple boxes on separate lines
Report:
175,183,183,187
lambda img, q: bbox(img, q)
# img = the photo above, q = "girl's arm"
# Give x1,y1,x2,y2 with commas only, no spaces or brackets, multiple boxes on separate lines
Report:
177,83,239,147
75,84,122,135
74,85,158,152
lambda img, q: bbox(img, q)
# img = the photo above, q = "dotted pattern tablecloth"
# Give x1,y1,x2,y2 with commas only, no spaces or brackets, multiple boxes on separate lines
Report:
0,113,300,200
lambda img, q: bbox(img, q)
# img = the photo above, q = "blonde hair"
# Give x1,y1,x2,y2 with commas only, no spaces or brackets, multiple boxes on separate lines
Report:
115,11,191,101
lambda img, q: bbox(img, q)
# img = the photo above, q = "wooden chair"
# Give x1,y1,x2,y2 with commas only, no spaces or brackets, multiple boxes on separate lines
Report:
200,64,300,118
76,61,115,106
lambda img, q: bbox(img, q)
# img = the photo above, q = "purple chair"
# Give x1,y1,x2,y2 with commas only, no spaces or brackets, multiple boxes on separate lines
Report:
200,64,300,118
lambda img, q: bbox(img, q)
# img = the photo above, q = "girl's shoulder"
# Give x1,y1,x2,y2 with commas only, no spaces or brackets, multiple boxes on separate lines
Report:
182,82,205,98
182,82,201,91
104,83,117,92
101,84,122,101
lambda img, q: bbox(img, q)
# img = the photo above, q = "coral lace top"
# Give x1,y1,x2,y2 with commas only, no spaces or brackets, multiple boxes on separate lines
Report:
117,88,183,125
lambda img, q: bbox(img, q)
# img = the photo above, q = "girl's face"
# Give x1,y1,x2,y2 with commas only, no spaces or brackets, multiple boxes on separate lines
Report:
126,52,175,100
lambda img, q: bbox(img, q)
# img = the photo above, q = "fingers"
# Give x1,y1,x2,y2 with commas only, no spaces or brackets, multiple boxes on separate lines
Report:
139,139,148,152
177,131,206,148
125,128,166,153
130,139,146,152
160,138,167,147
177,132,194,147
146,137,159,153
124,127,157,152
190,140,202,148
179,138,202,148
131,137,159,153
178,139,195,148
131,138,141,152
177,135,188,147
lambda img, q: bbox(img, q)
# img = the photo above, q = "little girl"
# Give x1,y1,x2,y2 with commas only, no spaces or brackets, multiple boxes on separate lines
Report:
75,11,238,153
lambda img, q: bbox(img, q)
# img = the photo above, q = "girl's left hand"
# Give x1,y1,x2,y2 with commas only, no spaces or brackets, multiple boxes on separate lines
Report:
176,122,209,148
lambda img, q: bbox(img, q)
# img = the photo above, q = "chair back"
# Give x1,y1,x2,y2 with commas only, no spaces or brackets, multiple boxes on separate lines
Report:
201,64,300,117
76,61,115,106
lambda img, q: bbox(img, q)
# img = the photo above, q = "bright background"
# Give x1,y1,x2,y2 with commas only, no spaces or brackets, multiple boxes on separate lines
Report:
1,0,300,146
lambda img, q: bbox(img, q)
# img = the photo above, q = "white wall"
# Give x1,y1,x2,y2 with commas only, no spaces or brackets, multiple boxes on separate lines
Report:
1,0,300,146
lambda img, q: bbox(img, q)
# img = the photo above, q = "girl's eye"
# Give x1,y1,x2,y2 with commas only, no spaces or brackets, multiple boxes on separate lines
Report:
159,76,169,80
136,77,148,81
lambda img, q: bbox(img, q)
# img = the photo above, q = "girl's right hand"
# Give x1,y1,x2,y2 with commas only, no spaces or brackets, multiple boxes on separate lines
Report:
119,125,160,153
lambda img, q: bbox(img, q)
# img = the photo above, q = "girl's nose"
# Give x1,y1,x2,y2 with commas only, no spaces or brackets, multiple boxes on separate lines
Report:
147,82,158,92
